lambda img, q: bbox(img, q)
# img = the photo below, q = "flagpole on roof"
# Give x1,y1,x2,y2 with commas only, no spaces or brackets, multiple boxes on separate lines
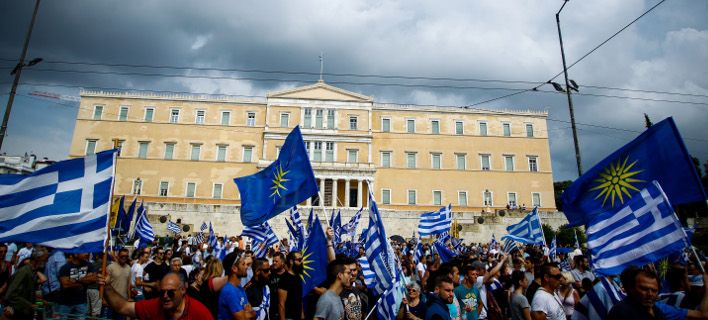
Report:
99,148,119,301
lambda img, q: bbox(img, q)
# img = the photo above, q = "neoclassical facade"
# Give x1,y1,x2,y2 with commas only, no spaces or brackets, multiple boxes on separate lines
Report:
69,81,558,239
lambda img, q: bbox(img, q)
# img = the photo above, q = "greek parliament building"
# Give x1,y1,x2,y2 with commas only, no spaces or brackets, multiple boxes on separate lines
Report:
69,81,567,243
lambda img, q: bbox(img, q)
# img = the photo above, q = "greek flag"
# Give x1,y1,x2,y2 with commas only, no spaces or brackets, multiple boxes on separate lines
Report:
364,191,396,295
0,149,116,253
586,181,689,276
490,233,497,249
195,221,207,244
358,256,376,288
208,222,217,248
417,204,452,237
572,277,625,320
253,285,270,320
376,280,404,320
252,239,269,258
290,205,307,241
242,221,279,247
414,241,424,264
134,201,154,246
501,238,518,254
167,220,181,234
550,235,557,258
506,206,544,245
341,207,362,239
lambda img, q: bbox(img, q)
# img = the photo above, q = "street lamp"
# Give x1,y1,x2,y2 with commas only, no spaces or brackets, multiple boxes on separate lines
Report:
0,0,42,151
555,0,583,177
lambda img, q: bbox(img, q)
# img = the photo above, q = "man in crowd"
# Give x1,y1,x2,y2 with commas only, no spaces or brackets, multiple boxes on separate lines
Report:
57,252,97,317
170,257,189,282
102,271,213,319
278,251,304,320
218,251,256,320
15,243,32,268
143,247,170,299
455,265,482,320
316,259,352,319
530,263,565,320
570,256,594,288
269,252,286,320
131,250,149,301
426,276,455,320
3,247,48,319
341,256,368,319
245,257,272,320
107,249,133,297
41,247,66,304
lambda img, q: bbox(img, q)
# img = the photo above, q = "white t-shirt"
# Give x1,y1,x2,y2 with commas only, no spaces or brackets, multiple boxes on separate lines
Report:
131,262,145,296
475,276,487,319
416,262,426,275
531,288,566,320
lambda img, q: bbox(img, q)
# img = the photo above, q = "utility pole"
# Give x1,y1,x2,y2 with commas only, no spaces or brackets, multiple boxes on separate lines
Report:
0,0,41,151
556,0,583,177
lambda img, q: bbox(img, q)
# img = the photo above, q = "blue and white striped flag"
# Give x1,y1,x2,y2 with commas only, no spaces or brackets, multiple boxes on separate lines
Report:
134,201,155,246
586,181,689,276
375,279,404,320
501,238,518,254
208,222,217,248
550,235,557,259
0,149,116,253
417,204,452,237
167,220,181,234
252,239,269,258
506,206,544,245
572,277,625,320
341,207,362,239
490,233,497,249
290,205,307,241
364,191,396,295
195,221,207,244
242,221,279,247
357,256,376,288
414,241,424,264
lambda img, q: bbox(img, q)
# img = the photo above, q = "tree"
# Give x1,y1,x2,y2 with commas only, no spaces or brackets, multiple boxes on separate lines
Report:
553,180,573,211
542,224,556,246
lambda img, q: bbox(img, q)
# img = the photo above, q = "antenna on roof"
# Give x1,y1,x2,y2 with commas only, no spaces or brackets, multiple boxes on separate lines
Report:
319,51,324,82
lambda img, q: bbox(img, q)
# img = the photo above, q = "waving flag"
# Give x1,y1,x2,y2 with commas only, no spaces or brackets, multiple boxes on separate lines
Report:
110,195,125,233
195,221,207,244
119,197,137,236
365,191,397,295
290,205,307,240
506,207,544,245
490,233,497,249
301,216,328,297
502,238,518,254
332,210,342,244
417,204,452,237
341,207,362,239
550,235,557,259
572,277,625,320
358,256,376,288
234,126,318,226
242,222,279,247
434,239,456,263
306,207,315,236
562,117,706,227
127,202,144,241
0,149,116,253
208,222,217,248
414,241,424,264
586,181,689,276
167,220,181,234
134,200,154,247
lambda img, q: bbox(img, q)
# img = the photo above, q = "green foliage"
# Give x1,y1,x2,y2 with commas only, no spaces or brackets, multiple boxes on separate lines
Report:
542,223,586,249
553,180,573,211
542,224,555,245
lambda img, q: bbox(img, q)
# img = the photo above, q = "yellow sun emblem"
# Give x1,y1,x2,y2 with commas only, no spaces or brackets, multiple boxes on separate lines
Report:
270,165,289,199
300,247,316,282
589,156,644,207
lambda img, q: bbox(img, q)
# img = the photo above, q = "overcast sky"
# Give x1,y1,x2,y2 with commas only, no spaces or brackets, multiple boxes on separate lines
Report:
0,0,706,181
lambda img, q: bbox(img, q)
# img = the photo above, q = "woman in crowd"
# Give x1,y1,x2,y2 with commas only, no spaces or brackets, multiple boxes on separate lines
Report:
558,272,579,320
398,282,427,320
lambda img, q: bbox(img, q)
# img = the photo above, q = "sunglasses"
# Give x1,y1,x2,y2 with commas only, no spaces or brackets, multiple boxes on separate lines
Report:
158,289,177,299
548,273,563,280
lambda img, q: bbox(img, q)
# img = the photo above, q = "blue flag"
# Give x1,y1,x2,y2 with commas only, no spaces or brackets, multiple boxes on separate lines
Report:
434,239,456,263
0,149,117,253
302,215,328,297
112,195,126,235
120,197,137,236
562,117,706,227
234,126,318,226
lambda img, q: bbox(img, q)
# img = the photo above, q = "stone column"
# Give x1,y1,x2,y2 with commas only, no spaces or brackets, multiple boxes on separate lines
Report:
319,178,326,206
344,179,351,208
357,179,363,208
332,178,338,207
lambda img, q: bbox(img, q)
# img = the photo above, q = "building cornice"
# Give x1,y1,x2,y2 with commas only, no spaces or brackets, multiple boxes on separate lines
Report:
80,89,266,105
374,103,548,117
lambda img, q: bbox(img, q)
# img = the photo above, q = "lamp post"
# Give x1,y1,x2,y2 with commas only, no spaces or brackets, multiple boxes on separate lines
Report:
0,0,42,151
556,0,583,177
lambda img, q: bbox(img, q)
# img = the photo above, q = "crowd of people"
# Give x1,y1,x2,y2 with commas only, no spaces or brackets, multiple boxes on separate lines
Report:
0,230,707,320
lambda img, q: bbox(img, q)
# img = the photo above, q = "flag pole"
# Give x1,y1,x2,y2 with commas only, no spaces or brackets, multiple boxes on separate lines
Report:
690,246,706,274
100,148,119,301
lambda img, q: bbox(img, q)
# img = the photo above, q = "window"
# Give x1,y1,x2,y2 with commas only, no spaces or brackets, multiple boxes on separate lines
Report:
408,190,417,205
532,193,541,207
138,142,149,159
406,119,416,133
347,149,358,163
433,190,442,205
458,191,468,206
431,120,440,134
505,155,515,171
479,122,488,136
304,108,312,128
221,111,230,125
431,153,441,169
186,182,196,198
456,153,466,170
213,184,223,199
305,142,311,156
508,192,517,207
480,154,491,171
382,189,391,205
159,181,169,197
455,121,464,135
144,108,154,122
382,118,391,132
196,110,205,124
280,113,290,127
483,190,493,206
327,109,335,129
247,112,256,126
170,109,180,123
119,106,129,121
190,144,201,161
85,139,97,155
164,143,175,160
526,124,534,137
217,145,227,162
381,151,391,168
315,109,324,128
503,123,511,136
349,116,358,130
93,106,103,120
325,142,334,162
406,152,416,168
243,146,253,163
132,179,142,195
313,142,322,162
528,156,538,172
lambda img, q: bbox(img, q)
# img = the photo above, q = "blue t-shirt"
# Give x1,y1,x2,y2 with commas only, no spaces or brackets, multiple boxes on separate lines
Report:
218,282,249,320
656,302,688,320
454,284,480,320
